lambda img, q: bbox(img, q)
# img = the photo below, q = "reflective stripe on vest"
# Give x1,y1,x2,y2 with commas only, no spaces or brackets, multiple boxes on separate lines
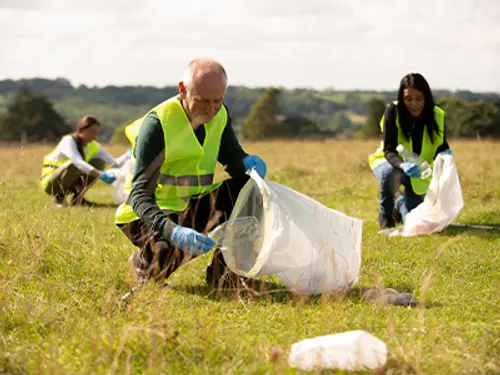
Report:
368,102,445,195
40,137,101,190
114,96,227,224
158,173,215,186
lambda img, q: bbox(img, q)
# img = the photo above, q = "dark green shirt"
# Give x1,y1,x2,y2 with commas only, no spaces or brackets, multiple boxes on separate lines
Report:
130,104,248,238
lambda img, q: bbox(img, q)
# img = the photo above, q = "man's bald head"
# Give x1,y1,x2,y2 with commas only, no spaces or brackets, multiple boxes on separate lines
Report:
179,58,228,127
182,58,227,90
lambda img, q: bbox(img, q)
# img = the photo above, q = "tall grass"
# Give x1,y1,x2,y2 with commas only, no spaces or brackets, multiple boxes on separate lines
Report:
1,140,499,374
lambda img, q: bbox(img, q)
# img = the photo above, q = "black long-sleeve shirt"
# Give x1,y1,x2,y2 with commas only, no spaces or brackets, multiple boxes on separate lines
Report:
382,103,450,168
130,104,248,238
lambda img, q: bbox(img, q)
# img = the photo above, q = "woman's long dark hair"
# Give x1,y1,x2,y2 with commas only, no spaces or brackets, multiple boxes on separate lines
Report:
396,73,440,142
75,115,100,134
71,115,101,158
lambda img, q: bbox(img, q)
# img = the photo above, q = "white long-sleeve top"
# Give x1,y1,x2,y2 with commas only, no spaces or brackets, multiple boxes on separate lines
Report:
49,135,130,175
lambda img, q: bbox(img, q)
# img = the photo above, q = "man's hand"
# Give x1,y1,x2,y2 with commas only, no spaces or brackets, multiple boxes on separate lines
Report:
169,226,215,255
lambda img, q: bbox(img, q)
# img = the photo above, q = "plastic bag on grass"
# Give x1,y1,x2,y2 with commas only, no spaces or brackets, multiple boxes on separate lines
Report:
386,153,464,237
210,169,363,295
288,330,387,371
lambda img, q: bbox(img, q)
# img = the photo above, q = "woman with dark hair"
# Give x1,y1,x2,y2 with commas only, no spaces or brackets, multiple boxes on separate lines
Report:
40,115,130,207
368,73,452,229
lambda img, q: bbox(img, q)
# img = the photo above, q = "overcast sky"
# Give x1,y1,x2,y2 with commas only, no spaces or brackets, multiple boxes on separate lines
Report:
1,0,499,92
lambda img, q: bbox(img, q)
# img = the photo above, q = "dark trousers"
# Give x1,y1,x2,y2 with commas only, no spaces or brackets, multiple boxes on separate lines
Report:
44,158,106,199
117,176,249,283
372,161,425,223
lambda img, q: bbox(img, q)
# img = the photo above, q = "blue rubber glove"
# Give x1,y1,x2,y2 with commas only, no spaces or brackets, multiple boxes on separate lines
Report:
401,162,421,178
99,171,116,184
170,226,215,255
243,155,267,178
439,149,452,156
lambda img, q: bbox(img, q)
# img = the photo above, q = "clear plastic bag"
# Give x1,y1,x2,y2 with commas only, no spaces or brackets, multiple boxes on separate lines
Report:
384,153,464,237
210,170,363,295
111,159,134,204
402,153,463,236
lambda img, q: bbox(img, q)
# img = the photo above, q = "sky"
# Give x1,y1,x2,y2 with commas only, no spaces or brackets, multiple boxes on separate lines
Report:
1,0,499,92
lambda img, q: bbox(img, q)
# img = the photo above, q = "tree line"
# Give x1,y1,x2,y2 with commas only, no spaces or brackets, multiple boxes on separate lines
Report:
0,78,499,143
360,96,500,139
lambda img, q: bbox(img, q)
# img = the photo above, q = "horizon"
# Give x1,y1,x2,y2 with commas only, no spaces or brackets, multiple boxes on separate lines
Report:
2,76,500,95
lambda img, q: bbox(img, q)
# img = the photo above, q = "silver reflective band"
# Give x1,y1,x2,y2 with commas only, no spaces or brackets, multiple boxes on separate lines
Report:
42,164,60,169
158,174,214,186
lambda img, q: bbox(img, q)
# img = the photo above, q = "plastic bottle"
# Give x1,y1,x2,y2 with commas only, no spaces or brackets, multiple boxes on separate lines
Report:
210,216,261,246
288,330,387,371
396,144,432,179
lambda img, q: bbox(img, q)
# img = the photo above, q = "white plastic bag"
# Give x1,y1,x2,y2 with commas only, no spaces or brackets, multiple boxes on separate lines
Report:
401,153,463,236
288,330,387,372
111,158,134,204
210,170,363,295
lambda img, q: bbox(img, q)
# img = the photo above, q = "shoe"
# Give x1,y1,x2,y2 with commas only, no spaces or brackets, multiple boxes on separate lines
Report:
378,212,396,230
129,251,150,283
54,196,66,208
393,191,403,224
393,208,403,224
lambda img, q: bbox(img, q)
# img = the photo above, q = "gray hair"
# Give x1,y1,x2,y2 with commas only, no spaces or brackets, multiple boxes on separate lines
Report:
181,58,228,90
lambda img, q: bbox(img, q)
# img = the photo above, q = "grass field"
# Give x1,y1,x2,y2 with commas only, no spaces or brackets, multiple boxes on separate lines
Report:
1,140,499,374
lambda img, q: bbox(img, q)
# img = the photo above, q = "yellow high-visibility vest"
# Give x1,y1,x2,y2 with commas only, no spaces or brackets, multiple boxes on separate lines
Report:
115,96,228,224
368,101,445,195
40,136,101,190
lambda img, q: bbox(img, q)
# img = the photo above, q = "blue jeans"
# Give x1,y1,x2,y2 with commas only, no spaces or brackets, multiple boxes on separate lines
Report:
372,161,424,223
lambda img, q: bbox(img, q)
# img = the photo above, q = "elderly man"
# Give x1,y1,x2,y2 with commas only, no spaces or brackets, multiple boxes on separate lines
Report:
115,58,267,288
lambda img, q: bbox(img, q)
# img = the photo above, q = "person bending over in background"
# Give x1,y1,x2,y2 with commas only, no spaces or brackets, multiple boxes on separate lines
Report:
368,73,452,229
114,58,267,289
40,115,130,207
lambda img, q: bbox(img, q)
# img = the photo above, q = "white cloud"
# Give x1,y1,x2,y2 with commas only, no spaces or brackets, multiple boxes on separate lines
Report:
0,0,498,91
0,0,139,11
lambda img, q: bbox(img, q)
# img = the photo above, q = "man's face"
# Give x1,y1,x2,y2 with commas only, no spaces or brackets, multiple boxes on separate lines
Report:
179,74,226,125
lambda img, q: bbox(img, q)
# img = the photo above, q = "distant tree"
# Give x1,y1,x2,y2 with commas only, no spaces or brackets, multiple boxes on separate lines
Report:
242,87,283,139
1,78,500,140
330,112,354,134
488,100,500,137
281,115,319,137
439,98,499,137
0,87,69,142
438,98,466,137
344,92,368,113
362,98,386,138
463,100,499,137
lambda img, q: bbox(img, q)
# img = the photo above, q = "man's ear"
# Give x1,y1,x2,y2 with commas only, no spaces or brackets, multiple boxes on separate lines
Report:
178,81,187,97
